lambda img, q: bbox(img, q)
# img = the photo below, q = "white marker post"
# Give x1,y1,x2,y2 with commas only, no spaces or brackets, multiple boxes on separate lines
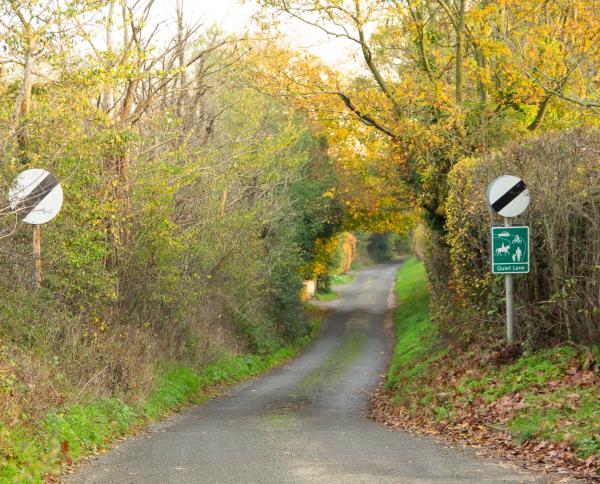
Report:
9,169,64,289
486,175,530,342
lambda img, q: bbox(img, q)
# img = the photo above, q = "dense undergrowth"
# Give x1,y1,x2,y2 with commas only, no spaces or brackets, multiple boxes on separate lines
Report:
0,307,323,482
0,25,348,483
377,258,599,478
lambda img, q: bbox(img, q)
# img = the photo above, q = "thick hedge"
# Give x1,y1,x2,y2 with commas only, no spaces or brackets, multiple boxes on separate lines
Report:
445,129,599,347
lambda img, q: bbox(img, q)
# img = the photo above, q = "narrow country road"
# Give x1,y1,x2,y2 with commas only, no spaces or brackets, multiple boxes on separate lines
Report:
69,263,543,483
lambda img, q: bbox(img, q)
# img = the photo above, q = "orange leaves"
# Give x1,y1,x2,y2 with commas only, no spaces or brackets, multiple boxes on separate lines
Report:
244,41,338,117
59,439,73,466
251,0,598,239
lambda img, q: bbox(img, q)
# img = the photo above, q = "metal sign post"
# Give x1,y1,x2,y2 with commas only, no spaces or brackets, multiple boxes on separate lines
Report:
486,175,531,343
504,217,515,342
9,169,64,289
33,224,42,289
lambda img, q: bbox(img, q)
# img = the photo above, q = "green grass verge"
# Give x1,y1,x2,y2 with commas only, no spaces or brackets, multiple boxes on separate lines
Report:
0,320,322,483
461,347,600,458
315,290,338,301
330,274,354,285
386,257,600,463
386,257,441,391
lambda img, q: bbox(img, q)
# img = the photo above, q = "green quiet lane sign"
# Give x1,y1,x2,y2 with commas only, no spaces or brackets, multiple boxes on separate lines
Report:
491,226,529,274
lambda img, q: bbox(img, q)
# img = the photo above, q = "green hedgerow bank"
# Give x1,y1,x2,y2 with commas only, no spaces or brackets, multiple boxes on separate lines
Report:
372,259,599,480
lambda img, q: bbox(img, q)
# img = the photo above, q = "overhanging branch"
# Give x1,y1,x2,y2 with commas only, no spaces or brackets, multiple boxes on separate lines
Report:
333,91,399,142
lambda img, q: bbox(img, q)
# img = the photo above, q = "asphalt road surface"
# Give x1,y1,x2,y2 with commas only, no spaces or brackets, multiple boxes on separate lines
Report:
69,262,543,484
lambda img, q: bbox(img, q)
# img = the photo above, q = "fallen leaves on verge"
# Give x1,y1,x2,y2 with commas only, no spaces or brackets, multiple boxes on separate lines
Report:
369,346,600,483
369,385,599,482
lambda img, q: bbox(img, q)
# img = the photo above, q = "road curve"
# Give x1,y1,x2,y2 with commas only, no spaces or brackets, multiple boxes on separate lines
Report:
69,263,543,483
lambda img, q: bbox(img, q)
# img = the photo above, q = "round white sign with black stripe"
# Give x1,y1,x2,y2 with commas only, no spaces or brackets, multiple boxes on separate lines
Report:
486,175,530,218
9,169,63,225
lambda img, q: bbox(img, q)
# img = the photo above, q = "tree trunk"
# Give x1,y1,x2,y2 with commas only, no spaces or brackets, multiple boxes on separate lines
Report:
527,94,553,131
455,0,465,105
13,43,35,162
176,2,187,119
475,48,487,106
101,0,115,113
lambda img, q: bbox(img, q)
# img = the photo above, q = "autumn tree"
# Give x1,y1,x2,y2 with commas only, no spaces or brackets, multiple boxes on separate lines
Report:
254,0,599,232
0,0,101,164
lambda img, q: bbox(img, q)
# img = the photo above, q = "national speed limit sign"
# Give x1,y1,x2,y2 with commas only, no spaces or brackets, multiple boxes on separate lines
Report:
485,175,530,218
9,168,63,225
